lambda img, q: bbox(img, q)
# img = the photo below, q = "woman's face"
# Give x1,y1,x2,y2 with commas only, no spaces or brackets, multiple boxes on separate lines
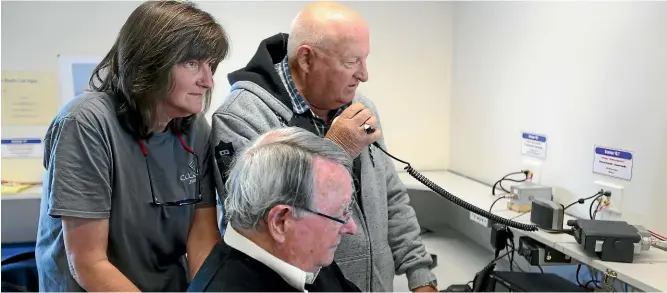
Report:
163,60,214,118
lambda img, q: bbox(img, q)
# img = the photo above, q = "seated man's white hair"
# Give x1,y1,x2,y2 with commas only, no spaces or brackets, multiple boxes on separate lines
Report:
223,127,353,231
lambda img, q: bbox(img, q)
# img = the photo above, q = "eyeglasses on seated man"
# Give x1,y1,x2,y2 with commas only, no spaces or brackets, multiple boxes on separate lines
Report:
188,127,361,292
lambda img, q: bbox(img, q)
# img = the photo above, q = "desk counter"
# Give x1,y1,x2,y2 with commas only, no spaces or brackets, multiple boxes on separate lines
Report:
397,170,667,292
397,171,575,246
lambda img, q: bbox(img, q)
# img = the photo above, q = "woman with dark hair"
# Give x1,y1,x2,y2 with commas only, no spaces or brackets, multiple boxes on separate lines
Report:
35,1,229,291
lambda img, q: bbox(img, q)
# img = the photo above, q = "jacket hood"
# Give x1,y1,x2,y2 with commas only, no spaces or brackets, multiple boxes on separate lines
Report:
227,33,292,109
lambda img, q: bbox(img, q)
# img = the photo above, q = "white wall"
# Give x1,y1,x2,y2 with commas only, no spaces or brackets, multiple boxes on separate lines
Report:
1,1,452,178
449,1,667,235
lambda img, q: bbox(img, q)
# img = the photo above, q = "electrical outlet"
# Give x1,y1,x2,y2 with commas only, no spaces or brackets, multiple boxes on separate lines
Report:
597,208,623,221
594,180,624,214
522,158,543,184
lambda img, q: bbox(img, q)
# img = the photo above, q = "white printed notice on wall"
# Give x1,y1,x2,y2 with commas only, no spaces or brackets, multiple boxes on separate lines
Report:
592,146,633,181
1,138,43,159
521,132,547,159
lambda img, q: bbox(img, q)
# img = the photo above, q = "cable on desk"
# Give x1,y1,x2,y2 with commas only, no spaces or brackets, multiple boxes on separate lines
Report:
503,236,516,272
589,265,602,290
510,211,530,220
373,142,539,232
576,264,607,292
504,236,528,273
489,196,510,213
472,249,515,291
491,171,530,196
649,230,667,241
505,246,514,272
584,280,602,291
576,264,584,287
576,264,600,291
652,240,667,251
538,227,575,235
563,190,605,210
589,193,606,219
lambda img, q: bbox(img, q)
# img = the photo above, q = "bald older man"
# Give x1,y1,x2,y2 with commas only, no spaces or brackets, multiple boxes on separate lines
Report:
210,2,438,292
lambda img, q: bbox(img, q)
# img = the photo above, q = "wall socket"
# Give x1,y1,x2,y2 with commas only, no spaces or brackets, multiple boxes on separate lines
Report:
522,158,543,184
594,180,624,214
597,208,623,221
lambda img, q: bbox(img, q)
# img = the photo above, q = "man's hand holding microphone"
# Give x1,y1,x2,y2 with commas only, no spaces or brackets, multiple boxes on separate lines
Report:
325,103,382,158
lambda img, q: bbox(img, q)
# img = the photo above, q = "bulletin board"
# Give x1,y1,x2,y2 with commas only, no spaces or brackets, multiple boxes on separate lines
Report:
1,71,58,184
0,55,101,190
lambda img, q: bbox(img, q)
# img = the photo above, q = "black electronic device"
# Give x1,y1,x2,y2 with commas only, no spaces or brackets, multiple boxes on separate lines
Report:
518,236,571,266
530,198,564,230
568,219,641,263
482,271,586,292
490,223,513,253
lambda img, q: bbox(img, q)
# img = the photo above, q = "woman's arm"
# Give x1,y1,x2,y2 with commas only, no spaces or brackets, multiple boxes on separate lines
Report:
63,217,141,292
186,207,220,279
45,115,139,290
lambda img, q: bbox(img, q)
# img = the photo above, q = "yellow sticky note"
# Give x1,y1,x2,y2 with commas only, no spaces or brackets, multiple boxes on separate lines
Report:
1,71,59,126
1,184,33,194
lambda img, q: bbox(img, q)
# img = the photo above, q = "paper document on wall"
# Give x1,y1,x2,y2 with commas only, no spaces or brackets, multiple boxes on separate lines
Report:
1,157,45,183
1,71,57,183
1,138,43,159
521,132,547,159
592,146,633,181
1,71,58,125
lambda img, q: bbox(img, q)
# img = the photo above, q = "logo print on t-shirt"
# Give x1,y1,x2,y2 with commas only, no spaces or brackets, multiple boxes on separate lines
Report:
188,157,197,171
180,157,198,184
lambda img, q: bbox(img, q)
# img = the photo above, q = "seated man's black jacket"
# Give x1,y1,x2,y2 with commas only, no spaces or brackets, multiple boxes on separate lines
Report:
187,240,362,292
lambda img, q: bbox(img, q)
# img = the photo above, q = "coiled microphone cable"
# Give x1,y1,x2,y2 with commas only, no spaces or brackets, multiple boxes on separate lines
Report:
372,142,538,232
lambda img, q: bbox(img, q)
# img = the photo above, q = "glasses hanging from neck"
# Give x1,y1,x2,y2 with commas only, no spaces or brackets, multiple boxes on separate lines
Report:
136,133,202,206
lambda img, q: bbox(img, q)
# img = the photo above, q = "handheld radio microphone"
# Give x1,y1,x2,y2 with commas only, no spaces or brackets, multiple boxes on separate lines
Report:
363,124,376,134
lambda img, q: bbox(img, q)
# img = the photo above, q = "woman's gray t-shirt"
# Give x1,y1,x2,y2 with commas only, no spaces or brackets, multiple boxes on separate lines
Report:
35,92,217,291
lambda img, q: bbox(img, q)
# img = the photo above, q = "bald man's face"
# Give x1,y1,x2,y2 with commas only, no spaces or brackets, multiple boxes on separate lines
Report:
303,26,370,111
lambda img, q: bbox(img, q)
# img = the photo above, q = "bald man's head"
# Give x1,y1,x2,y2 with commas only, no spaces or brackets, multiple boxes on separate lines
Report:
287,2,368,61
285,2,370,113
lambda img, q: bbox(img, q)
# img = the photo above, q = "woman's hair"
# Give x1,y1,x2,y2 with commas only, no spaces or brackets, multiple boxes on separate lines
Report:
89,0,229,136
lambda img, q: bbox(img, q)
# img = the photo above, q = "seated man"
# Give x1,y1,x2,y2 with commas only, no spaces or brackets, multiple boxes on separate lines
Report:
188,127,360,292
